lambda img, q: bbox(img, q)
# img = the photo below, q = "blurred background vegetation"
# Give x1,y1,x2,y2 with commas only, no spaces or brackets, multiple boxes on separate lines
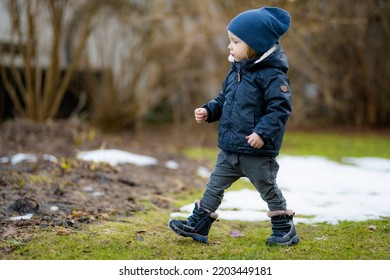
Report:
0,0,389,131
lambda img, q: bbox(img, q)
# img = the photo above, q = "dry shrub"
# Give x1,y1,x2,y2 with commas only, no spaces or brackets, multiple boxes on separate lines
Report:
0,0,98,121
82,0,230,131
283,0,390,128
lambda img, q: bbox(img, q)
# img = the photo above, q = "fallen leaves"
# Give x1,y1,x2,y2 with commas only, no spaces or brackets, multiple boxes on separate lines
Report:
55,228,71,236
230,230,245,237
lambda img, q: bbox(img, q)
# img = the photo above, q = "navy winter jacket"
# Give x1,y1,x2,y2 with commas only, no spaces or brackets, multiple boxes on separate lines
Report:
203,44,292,157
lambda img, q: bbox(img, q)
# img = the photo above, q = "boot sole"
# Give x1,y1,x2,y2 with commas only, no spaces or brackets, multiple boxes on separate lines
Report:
168,220,208,243
266,235,300,246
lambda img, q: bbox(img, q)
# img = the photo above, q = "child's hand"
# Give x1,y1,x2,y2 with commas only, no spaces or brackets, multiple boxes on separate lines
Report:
194,108,208,123
246,133,264,149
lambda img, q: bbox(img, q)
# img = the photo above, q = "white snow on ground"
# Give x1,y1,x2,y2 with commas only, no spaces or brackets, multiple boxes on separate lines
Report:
76,149,158,166
1,153,57,165
4,149,390,224
8,213,34,221
171,155,390,224
342,156,390,172
165,160,180,170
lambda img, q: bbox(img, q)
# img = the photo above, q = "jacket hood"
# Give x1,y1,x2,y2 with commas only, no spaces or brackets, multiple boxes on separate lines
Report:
231,44,289,73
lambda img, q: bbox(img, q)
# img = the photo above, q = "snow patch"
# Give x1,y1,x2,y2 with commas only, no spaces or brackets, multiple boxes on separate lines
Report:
165,160,180,169
76,149,158,166
171,156,390,224
8,213,34,221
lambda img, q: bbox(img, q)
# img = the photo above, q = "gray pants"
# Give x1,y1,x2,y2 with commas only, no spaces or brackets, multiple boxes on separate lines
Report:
200,150,287,212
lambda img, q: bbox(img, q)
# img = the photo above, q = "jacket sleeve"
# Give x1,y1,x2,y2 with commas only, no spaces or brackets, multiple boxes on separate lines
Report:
254,72,292,143
203,92,224,123
202,74,230,123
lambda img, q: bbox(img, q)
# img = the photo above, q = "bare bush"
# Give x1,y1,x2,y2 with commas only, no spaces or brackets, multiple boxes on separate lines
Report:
79,0,230,131
284,0,390,128
0,0,98,121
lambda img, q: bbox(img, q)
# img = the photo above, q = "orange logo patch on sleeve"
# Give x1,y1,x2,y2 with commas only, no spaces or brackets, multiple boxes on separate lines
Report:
280,85,288,92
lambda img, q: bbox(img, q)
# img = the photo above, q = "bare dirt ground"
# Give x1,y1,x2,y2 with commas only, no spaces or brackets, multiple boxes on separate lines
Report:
0,118,215,255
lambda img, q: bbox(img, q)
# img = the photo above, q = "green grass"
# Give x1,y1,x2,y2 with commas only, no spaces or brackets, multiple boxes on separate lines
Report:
282,131,390,161
2,211,388,260
1,131,389,260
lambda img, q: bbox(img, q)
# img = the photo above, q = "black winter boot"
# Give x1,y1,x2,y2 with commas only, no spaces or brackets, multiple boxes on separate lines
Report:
266,210,299,246
168,201,218,243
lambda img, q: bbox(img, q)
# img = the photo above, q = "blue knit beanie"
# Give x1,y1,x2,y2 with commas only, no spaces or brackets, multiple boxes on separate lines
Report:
227,6,291,54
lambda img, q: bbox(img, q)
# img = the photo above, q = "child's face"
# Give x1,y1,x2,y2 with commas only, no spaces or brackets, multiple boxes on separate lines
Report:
227,31,249,62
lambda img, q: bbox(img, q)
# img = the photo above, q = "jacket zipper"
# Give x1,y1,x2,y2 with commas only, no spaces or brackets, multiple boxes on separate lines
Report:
235,62,241,83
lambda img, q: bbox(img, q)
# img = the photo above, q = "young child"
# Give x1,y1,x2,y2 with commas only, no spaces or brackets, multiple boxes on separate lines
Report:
168,6,299,246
